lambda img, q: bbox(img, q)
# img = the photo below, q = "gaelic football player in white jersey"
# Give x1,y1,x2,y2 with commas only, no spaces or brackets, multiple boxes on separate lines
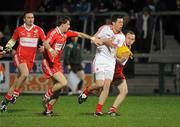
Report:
78,16,125,116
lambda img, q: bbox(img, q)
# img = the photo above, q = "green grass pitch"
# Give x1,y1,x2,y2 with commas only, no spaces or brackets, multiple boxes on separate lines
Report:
0,95,180,127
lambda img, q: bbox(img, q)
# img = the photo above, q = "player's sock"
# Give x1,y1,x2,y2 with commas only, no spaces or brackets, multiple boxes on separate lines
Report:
5,93,13,102
84,87,89,96
45,88,53,99
47,103,53,113
10,88,20,104
96,103,103,113
13,88,20,97
109,106,117,113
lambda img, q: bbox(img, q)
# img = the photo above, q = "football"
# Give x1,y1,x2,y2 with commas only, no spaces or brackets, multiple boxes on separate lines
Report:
116,46,132,59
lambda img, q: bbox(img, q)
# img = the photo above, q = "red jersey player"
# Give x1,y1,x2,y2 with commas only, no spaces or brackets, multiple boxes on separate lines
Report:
41,16,102,116
108,30,135,116
0,11,46,112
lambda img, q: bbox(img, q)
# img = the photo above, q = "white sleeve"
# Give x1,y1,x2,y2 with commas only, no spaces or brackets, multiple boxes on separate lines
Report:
94,26,107,38
117,35,126,47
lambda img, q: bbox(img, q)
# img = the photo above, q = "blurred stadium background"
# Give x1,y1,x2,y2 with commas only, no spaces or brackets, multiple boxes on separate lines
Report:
0,0,180,127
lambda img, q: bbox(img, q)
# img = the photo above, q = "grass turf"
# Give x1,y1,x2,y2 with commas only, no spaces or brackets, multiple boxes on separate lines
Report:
0,95,180,127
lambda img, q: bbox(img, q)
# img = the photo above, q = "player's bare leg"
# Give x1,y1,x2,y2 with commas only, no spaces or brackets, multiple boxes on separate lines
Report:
108,79,128,116
76,70,86,93
42,90,59,116
43,72,67,116
95,79,111,116
1,63,29,112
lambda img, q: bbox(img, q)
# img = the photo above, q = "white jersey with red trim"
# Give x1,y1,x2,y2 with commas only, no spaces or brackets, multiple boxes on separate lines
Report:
95,25,125,60
95,25,125,63
92,25,125,77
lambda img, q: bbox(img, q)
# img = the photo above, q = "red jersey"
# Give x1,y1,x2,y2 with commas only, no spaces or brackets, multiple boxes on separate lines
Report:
113,63,125,80
13,24,46,61
43,27,78,64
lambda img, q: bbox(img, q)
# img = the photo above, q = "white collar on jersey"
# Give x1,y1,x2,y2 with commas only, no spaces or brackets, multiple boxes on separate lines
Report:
56,27,63,35
23,24,34,31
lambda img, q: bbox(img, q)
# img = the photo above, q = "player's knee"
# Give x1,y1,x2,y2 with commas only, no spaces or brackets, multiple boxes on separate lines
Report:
124,89,128,95
97,83,104,88
61,79,68,87
20,73,29,80
120,88,128,96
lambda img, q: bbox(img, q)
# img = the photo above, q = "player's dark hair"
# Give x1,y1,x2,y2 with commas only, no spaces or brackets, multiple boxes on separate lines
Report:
57,16,71,26
23,11,34,18
111,15,123,22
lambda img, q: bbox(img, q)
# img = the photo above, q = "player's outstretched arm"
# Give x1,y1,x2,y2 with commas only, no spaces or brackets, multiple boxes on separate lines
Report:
76,32,103,46
0,50,4,58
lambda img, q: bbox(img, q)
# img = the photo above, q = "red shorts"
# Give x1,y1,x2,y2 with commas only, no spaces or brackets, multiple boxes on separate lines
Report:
14,54,34,71
42,59,63,79
113,63,126,81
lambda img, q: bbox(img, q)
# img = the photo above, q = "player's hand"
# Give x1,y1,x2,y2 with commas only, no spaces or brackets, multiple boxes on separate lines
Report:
106,37,116,48
38,45,44,53
4,47,12,53
0,52,4,58
0,50,6,58
0,46,5,58
49,48,58,58
91,37,103,46
99,37,115,48
116,57,127,64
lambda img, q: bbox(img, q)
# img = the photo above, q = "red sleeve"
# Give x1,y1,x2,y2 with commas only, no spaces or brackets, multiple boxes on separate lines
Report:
38,27,46,41
12,27,19,41
46,29,57,45
66,30,78,38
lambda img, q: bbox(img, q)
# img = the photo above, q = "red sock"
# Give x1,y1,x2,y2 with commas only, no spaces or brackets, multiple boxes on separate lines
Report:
45,88,53,99
13,88,20,97
5,93,13,101
109,106,117,113
96,103,103,113
47,103,53,112
84,87,89,96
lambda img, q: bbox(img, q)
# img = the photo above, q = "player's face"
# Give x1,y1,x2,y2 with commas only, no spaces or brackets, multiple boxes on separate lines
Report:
24,13,34,26
113,18,123,33
62,20,70,33
126,33,135,46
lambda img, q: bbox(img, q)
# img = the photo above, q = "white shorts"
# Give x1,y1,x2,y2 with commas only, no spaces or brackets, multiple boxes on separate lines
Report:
92,55,116,80
94,70,114,80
